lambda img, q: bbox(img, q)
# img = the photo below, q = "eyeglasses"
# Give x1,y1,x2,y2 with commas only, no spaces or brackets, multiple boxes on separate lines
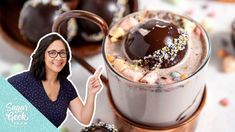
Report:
47,50,67,58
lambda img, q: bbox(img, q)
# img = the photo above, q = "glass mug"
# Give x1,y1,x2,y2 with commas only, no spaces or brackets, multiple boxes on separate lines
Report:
53,10,211,127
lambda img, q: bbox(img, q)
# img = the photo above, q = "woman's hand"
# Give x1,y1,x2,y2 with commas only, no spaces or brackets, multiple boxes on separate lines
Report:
87,66,103,96
69,66,104,126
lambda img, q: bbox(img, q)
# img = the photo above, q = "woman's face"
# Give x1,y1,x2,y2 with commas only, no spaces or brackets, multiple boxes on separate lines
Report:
44,40,67,74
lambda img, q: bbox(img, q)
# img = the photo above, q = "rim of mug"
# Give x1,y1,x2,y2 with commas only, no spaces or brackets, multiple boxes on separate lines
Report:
102,10,211,88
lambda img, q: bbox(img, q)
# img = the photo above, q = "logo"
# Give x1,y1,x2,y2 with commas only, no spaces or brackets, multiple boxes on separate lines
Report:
3,98,30,127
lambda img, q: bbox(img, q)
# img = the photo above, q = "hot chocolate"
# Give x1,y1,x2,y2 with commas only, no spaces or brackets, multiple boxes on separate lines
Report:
103,10,210,127
105,10,208,85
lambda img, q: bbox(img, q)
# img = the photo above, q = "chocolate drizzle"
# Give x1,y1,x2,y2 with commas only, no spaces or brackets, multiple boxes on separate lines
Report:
124,19,189,70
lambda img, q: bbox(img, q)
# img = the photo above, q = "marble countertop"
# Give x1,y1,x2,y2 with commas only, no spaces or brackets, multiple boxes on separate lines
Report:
0,0,235,132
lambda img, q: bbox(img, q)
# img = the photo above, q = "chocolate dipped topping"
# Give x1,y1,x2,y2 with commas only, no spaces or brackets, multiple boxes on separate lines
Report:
19,0,73,45
124,19,189,70
81,122,117,132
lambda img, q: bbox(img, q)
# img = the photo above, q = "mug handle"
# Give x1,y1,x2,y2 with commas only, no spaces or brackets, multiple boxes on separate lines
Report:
52,10,109,84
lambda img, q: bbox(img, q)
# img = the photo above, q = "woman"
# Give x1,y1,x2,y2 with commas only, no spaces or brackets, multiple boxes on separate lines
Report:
7,32,103,127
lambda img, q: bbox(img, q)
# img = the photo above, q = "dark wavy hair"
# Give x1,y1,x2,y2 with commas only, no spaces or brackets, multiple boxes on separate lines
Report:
30,33,71,81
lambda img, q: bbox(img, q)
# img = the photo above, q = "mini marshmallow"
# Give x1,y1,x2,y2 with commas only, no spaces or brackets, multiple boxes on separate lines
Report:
217,49,228,58
112,58,128,72
183,19,196,33
180,74,188,80
166,0,184,5
208,11,216,17
109,27,126,42
201,18,214,32
122,68,144,82
140,71,158,84
185,9,194,16
107,55,116,62
223,55,235,73
119,17,138,31
194,26,202,36
170,71,181,80
110,37,119,43
219,98,229,107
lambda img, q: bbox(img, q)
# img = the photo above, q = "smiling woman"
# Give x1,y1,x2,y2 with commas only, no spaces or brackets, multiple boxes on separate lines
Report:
7,32,103,127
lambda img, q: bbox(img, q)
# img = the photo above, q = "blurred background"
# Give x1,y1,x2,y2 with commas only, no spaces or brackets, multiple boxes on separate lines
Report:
0,0,235,132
